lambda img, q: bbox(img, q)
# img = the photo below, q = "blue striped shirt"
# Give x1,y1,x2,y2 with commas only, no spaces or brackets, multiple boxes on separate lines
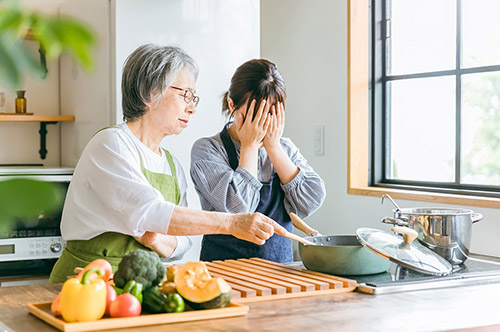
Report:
190,132,326,219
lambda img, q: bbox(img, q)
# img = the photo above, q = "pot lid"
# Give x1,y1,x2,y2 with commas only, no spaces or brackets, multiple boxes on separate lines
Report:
356,227,452,276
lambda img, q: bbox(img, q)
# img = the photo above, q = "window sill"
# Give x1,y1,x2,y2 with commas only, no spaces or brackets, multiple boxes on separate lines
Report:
348,185,500,209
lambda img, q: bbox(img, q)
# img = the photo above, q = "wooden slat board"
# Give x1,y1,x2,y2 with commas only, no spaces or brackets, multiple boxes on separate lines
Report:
206,258,357,303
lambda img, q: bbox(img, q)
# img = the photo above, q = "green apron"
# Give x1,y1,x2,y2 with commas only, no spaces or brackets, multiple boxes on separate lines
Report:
49,137,181,283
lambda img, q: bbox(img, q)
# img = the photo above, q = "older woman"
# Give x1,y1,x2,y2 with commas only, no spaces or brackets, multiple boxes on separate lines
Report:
49,44,285,283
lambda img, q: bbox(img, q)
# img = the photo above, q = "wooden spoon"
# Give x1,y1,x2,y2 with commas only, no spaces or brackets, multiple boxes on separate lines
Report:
282,230,315,246
289,213,322,236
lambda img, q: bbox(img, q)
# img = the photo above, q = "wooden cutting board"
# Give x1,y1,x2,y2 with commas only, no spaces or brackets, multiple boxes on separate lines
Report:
206,258,357,303
27,302,248,332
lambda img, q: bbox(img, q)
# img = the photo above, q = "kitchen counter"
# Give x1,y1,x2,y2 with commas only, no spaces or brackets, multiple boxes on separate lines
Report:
2,282,500,332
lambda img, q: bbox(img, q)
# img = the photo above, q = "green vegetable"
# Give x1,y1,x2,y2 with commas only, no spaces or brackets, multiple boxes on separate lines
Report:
164,293,185,313
142,287,167,314
122,280,136,294
113,249,166,289
131,283,143,304
113,280,143,304
112,285,123,295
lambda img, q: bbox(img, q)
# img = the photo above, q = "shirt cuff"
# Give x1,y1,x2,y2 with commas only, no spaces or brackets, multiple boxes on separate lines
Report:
162,236,193,262
280,167,305,193
235,166,263,190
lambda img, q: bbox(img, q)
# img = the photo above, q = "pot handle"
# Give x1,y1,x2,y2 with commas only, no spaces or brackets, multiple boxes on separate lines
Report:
392,226,418,244
381,216,409,227
472,213,483,223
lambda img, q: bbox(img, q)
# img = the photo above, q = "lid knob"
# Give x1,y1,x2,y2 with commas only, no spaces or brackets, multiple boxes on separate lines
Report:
391,226,418,244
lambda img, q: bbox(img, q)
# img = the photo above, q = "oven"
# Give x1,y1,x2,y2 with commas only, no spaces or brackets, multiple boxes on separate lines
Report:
0,167,72,285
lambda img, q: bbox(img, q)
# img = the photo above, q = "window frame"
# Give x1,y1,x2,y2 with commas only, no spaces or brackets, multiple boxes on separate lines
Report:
371,0,500,198
347,0,500,208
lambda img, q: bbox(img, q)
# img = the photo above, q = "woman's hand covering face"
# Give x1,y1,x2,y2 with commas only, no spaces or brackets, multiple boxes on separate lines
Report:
263,102,285,151
234,99,270,148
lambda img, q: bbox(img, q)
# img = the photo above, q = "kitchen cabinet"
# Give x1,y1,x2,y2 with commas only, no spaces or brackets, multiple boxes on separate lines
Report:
0,115,75,160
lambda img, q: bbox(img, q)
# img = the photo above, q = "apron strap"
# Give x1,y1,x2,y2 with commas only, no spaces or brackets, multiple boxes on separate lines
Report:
93,125,120,137
220,123,239,171
163,149,177,178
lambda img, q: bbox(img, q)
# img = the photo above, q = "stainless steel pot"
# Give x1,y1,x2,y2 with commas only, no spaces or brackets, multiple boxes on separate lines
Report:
381,195,483,265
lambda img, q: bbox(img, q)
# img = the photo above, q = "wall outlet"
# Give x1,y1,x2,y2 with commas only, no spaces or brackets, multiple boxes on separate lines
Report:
313,125,324,156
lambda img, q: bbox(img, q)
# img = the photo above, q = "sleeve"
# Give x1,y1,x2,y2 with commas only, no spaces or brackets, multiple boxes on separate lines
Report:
162,236,193,262
190,137,263,214
68,131,174,237
279,137,326,219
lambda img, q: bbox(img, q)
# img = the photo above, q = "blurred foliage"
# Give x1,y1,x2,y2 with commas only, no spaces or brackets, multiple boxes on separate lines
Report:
462,74,500,184
0,0,96,90
0,0,95,233
0,179,65,234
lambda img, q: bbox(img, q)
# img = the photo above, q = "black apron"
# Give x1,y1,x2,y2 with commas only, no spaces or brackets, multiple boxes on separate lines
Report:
200,124,293,263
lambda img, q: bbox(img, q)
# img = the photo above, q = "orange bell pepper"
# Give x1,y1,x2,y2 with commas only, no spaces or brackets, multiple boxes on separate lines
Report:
50,292,62,316
60,269,107,322
77,259,113,282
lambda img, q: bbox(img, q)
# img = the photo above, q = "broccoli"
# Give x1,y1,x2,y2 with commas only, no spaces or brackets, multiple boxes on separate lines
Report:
113,249,166,289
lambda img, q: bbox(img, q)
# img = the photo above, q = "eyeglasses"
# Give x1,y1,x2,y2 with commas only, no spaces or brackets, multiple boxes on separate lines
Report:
169,86,200,107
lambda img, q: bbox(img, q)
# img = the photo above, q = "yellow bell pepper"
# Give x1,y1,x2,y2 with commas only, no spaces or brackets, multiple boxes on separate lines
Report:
60,268,107,322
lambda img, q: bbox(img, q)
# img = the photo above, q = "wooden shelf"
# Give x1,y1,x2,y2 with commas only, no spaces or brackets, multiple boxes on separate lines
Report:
0,114,75,159
0,114,75,122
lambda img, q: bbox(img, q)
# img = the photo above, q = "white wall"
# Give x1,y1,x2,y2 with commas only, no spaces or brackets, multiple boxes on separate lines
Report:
260,0,500,257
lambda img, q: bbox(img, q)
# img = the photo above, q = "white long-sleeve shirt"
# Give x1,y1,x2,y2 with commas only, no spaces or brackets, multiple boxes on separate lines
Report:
61,123,192,261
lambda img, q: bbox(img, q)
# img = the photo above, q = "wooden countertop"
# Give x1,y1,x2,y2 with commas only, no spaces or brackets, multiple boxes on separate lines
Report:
2,282,500,332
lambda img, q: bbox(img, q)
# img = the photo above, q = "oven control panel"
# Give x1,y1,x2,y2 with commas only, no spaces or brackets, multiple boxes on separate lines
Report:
0,237,66,262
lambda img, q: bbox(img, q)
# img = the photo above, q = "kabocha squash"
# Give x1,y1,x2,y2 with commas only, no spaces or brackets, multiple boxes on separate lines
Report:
174,261,232,310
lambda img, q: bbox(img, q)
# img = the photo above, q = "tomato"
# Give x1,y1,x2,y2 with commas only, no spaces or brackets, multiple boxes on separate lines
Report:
105,283,118,316
109,293,141,318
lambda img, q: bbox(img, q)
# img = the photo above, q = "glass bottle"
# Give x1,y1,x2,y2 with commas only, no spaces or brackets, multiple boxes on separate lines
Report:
15,90,27,113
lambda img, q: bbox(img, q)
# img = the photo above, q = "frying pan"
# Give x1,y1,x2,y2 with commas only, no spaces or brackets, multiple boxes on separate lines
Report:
290,213,391,276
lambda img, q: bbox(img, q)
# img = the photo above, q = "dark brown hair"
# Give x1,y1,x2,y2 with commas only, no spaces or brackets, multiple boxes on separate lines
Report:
222,59,286,119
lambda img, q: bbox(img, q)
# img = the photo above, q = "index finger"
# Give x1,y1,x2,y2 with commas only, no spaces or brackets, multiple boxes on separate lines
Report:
271,220,288,236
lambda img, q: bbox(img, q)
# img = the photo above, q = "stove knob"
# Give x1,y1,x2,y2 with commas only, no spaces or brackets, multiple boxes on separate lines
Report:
50,242,62,253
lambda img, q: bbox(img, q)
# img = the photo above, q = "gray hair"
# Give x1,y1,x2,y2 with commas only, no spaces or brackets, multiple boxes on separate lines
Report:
121,44,199,121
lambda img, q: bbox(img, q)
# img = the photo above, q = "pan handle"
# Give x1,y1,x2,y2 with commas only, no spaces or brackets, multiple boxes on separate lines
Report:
289,213,321,236
381,216,409,227
472,213,483,224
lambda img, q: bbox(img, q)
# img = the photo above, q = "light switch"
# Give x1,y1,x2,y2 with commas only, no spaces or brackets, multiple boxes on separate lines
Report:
313,125,324,156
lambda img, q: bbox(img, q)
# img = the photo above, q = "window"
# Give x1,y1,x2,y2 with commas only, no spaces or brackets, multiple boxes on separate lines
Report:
371,0,500,197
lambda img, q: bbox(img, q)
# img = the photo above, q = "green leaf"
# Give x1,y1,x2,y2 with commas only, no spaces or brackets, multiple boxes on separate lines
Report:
0,36,22,88
0,179,65,232
0,4,96,90
0,35,44,89
53,18,96,69
31,16,63,58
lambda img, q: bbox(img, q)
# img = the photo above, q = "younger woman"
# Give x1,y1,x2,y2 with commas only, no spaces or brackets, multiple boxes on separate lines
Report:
190,59,326,263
